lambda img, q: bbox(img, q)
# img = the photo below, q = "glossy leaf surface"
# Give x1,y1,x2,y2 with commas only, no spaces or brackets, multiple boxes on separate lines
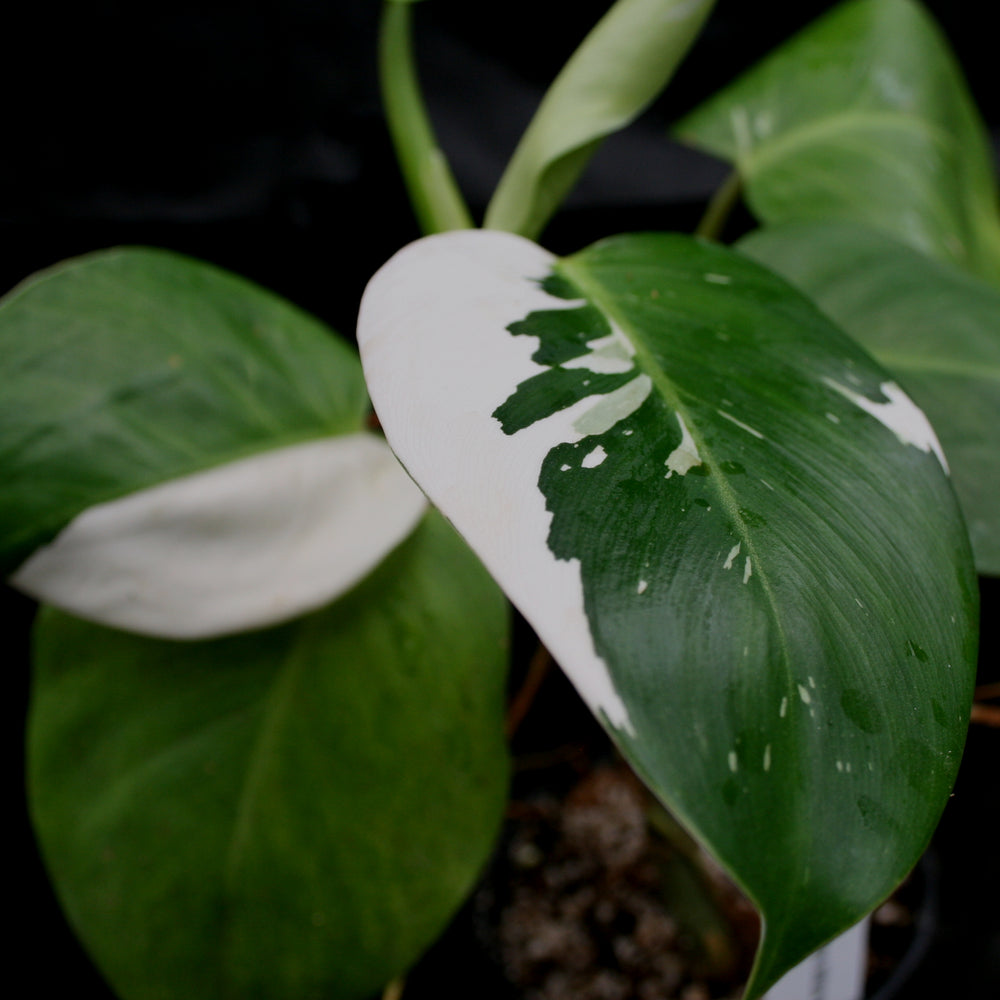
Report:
28,510,510,1000
0,247,367,575
676,0,1000,285
358,229,977,996
484,0,716,239
740,221,1000,576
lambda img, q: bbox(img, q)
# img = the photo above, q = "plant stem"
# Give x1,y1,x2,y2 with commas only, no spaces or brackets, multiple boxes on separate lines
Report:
506,643,553,738
382,978,405,1000
378,1,474,234
695,169,742,241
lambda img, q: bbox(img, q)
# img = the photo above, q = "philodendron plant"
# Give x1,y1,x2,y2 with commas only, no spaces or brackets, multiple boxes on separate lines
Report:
4,1,997,999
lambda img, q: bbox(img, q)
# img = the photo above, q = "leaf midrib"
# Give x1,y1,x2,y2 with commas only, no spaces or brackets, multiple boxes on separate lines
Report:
220,625,308,976
557,251,804,868
738,109,954,176
873,350,1000,382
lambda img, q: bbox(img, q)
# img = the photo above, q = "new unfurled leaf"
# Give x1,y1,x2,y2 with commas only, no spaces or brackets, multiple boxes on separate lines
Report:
676,0,1000,285
740,221,1000,576
29,510,510,1000
484,0,716,239
358,229,977,997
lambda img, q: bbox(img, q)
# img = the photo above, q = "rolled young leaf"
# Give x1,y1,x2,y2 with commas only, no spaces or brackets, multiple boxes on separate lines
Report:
675,0,1000,285
357,228,978,997
0,247,368,577
483,0,716,239
739,220,1000,576
28,509,510,1000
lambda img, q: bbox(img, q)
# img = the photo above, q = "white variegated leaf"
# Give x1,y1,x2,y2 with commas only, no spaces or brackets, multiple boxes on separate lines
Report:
12,434,426,638
357,228,976,997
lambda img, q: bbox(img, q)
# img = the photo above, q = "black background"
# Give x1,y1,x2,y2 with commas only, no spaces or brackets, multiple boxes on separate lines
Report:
5,2,998,997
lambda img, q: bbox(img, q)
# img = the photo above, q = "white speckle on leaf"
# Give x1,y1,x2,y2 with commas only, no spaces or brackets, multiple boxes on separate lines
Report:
754,110,773,137
564,332,635,375
826,412,840,424
836,760,844,773
823,378,949,472
723,543,741,570
582,445,608,468
718,409,764,439
873,67,914,107
763,745,772,771
665,413,702,476
798,684,812,705
779,697,788,718
808,676,816,689
637,579,648,595
560,463,572,472
663,0,714,24
704,273,732,285
743,557,752,584
728,751,739,773
574,373,652,436
731,106,753,158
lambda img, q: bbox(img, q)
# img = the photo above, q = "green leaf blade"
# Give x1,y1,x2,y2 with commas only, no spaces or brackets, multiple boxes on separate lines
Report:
0,247,368,575
29,510,510,1000
739,220,1000,575
676,0,1000,285
358,229,977,996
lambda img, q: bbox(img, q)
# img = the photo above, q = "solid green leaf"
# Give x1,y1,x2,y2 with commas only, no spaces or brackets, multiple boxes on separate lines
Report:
675,0,1000,285
28,509,510,1000
739,220,1000,576
358,229,977,997
483,0,716,239
0,247,368,576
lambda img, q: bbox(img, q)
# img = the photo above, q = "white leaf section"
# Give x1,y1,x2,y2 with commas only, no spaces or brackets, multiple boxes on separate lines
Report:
823,378,949,473
358,230,633,734
11,434,426,639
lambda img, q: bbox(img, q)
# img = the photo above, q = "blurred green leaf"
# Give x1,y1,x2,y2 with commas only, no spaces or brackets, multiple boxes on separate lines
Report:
676,0,1000,285
740,220,1000,576
28,509,510,1000
0,247,367,575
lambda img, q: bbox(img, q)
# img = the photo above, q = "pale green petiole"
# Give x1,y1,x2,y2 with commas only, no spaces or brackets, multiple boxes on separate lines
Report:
378,0,474,234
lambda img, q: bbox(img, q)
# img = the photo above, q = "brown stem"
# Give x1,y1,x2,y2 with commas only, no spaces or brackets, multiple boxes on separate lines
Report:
382,978,405,1000
695,169,743,242
506,643,554,739
970,702,1000,727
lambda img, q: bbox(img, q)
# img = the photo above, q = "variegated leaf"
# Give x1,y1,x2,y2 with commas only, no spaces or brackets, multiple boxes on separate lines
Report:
357,228,977,997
